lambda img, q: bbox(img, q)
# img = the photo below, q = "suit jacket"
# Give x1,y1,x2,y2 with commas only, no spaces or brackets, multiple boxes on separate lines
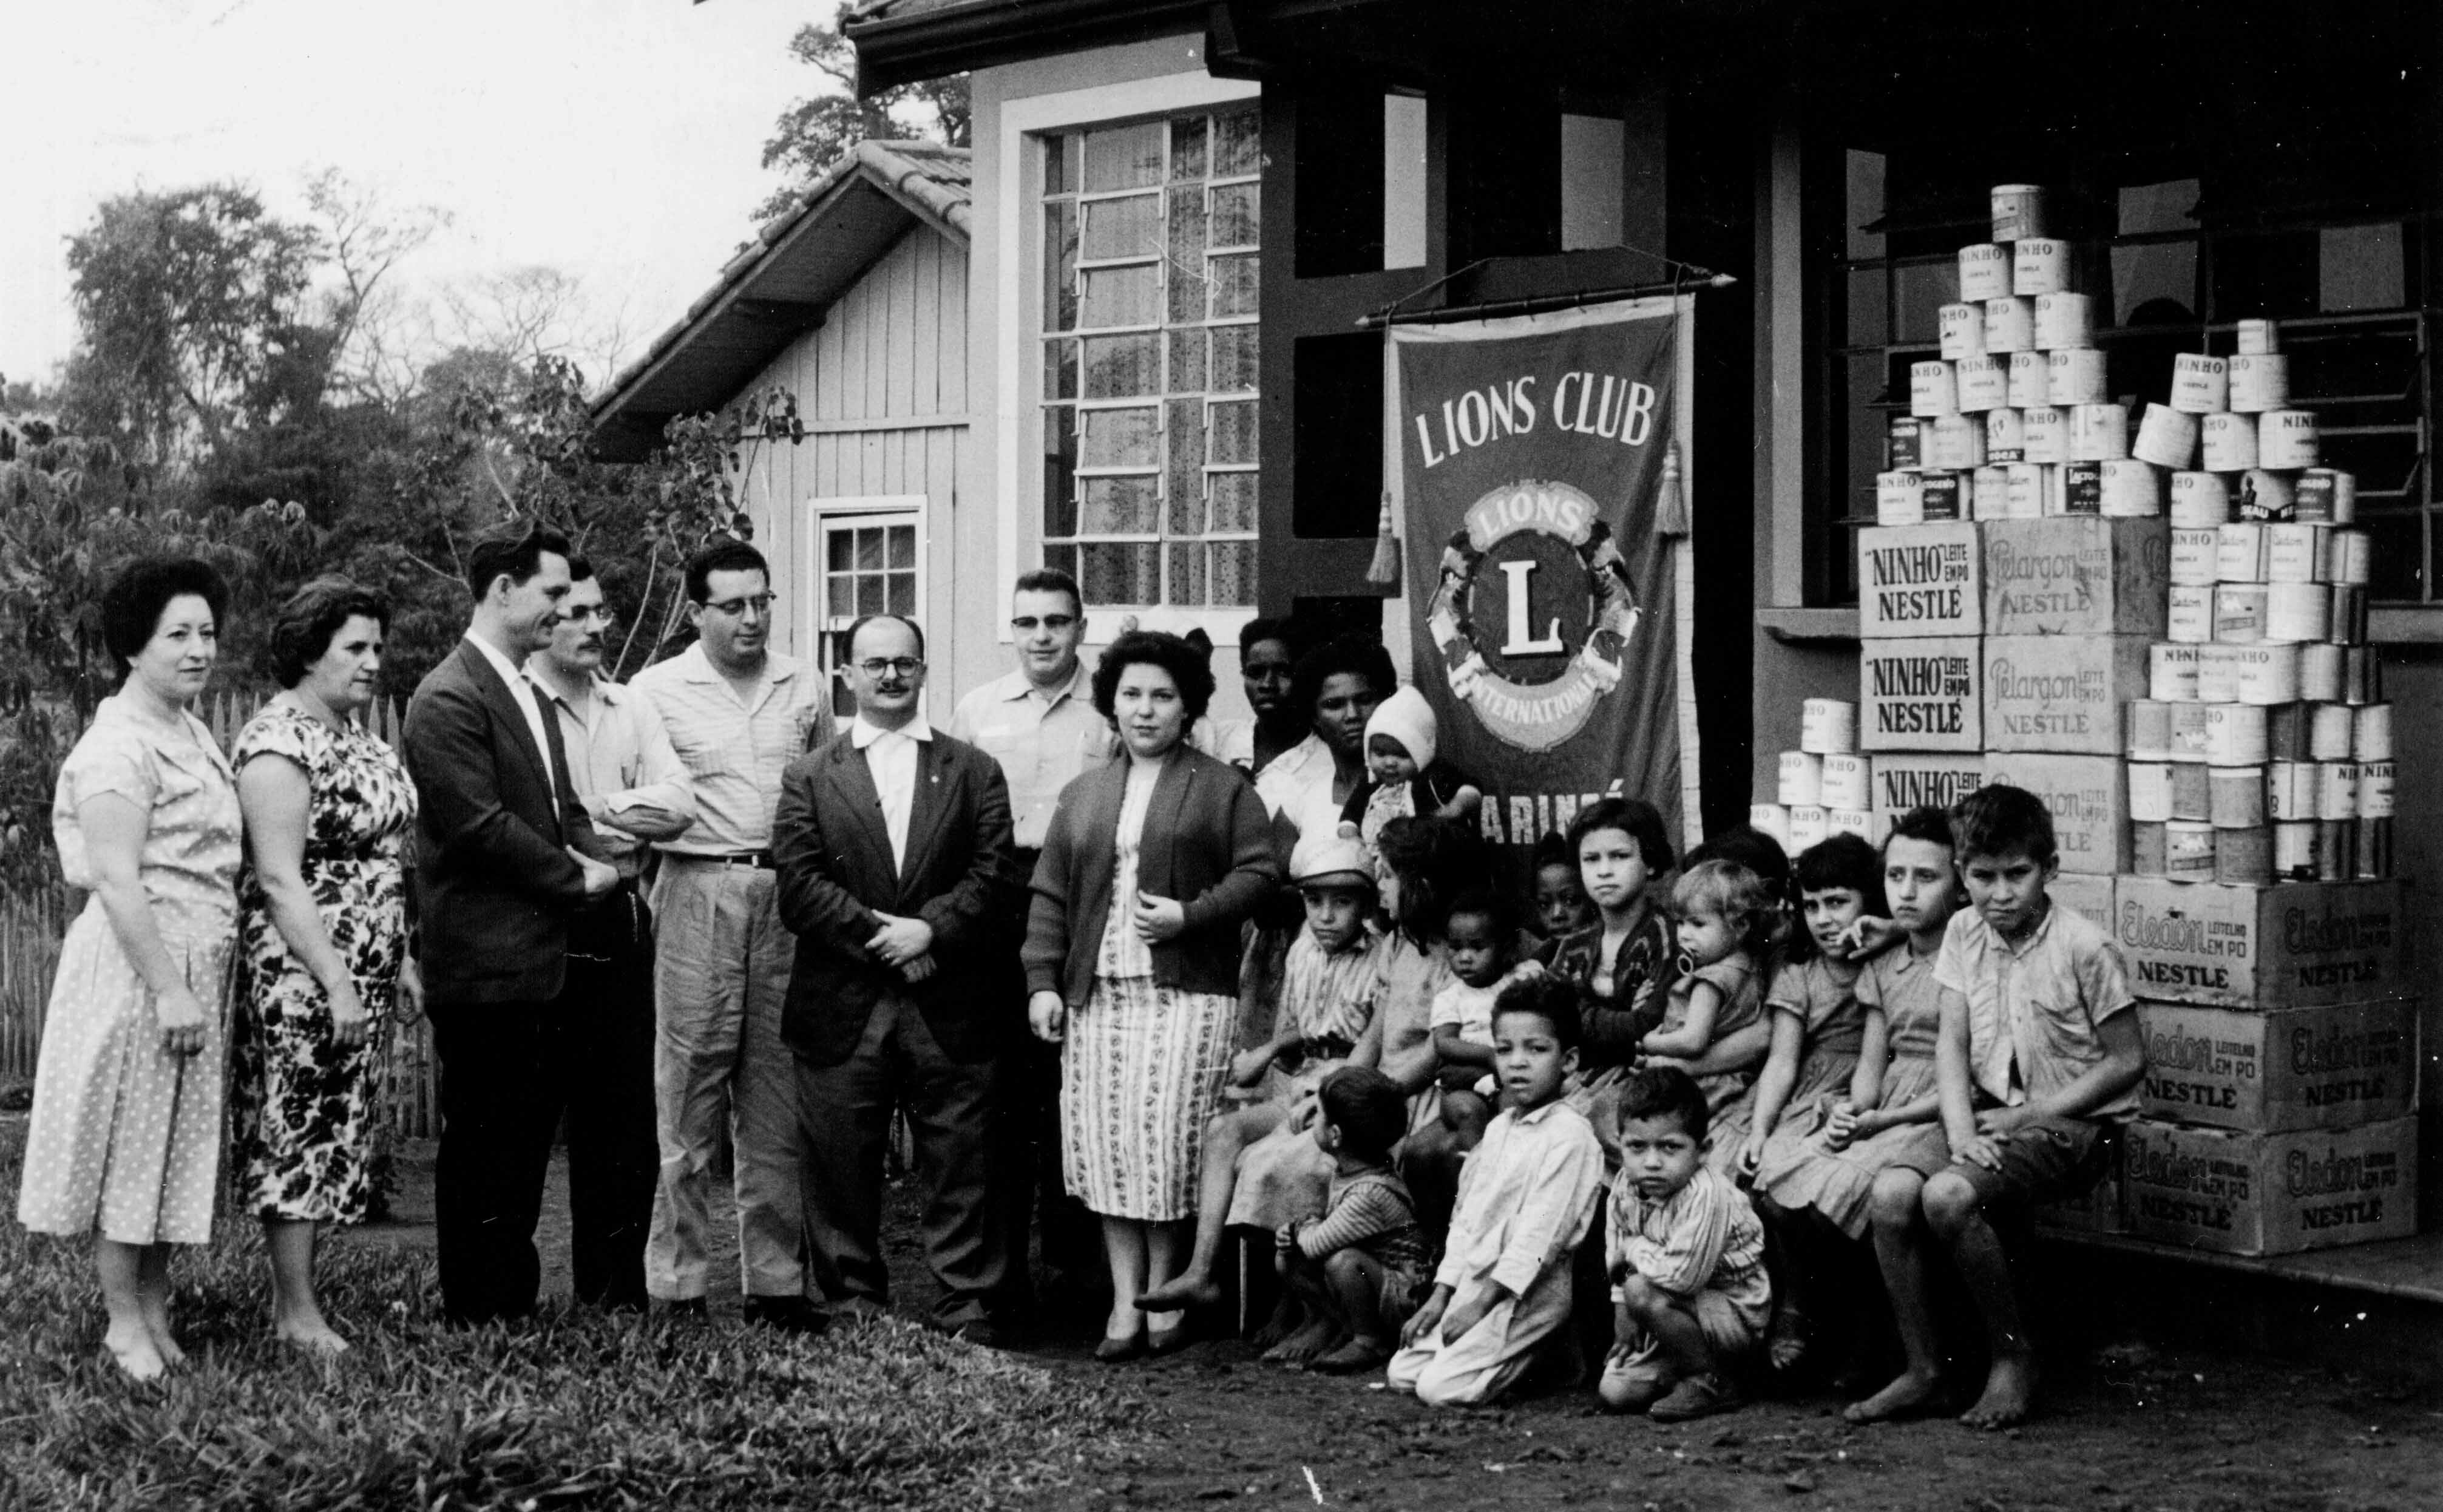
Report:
772,727,1020,1066
403,639,595,1004
1023,745,1282,1009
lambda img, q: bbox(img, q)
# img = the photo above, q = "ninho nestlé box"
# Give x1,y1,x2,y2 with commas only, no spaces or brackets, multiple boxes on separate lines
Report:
2113,877,2407,1009
1982,751,2129,875
1983,634,2149,754
1868,753,1985,839
1859,522,1983,639
2121,1116,2418,1256
1982,515,2170,637
2136,998,2418,1133
1861,638,1982,753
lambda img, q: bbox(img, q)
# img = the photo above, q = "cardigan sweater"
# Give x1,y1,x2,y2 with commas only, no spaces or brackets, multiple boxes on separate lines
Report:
1023,744,1282,1006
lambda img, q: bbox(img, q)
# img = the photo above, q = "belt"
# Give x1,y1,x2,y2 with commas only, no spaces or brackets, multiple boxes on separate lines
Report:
674,850,776,870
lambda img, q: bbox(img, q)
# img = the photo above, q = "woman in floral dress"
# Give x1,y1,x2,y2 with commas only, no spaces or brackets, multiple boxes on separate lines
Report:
16,557,242,1381
231,577,419,1354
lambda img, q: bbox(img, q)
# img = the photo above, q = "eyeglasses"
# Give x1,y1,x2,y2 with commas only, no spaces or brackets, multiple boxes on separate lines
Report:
1011,615,1079,632
703,593,774,619
856,657,924,679
567,605,618,626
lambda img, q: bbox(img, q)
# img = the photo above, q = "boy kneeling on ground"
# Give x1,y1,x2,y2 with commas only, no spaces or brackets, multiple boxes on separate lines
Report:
1389,974,1604,1408
1274,1066,1432,1373
1850,785,2146,1430
1601,1066,1771,1421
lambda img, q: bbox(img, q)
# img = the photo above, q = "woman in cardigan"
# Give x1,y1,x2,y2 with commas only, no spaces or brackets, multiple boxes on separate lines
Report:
1025,630,1282,1360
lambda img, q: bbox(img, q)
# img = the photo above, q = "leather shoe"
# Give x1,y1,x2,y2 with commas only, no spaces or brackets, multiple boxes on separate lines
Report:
1093,1331,1148,1363
743,1296,831,1336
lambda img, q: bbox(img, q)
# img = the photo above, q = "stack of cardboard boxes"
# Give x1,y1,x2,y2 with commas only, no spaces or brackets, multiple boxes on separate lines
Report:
1754,185,2420,1257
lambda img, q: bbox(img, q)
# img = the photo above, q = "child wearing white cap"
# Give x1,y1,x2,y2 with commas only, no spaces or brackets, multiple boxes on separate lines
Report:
1338,685,1483,852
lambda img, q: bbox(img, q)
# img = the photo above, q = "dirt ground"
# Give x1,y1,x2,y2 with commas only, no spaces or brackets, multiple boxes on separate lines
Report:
360,1141,2443,1512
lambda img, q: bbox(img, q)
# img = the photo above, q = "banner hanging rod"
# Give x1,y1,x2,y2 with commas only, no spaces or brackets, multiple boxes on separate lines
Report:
1358,272,1737,331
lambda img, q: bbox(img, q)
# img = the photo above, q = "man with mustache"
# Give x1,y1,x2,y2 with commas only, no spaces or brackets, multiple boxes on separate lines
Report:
525,557,697,1309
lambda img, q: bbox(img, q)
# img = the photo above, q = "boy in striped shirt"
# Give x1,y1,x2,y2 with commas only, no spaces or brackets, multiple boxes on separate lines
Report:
1275,1066,1432,1373
1601,1066,1771,1421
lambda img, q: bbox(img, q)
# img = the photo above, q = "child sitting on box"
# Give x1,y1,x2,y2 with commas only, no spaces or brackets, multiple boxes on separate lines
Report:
1752,807,1963,1383
1847,785,2146,1430
1338,685,1483,852
1388,973,1605,1407
1736,833,1885,1374
1274,1066,1434,1374
1640,858,1778,1178
1429,887,1539,1150
1139,830,1386,1326
1600,1065,1772,1422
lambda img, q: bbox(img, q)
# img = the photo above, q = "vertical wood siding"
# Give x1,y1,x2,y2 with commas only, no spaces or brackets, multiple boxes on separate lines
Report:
730,227,971,666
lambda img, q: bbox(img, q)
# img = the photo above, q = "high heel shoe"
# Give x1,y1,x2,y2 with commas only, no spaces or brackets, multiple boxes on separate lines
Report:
1094,1331,1148,1363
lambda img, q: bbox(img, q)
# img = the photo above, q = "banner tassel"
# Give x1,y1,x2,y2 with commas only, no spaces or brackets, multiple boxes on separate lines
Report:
1366,490,1402,585
1653,439,1690,540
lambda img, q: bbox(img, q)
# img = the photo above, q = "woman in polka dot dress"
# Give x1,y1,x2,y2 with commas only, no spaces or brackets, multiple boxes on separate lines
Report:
16,558,245,1381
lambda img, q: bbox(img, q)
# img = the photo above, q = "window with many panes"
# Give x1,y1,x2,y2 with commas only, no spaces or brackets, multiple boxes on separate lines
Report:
1818,151,2435,605
1039,107,1261,608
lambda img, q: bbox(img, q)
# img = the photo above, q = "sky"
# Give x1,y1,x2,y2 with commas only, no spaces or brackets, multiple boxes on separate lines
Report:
1,0,833,390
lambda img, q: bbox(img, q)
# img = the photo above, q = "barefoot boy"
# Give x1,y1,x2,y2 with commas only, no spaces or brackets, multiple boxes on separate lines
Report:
1389,974,1604,1408
1273,1066,1432,1372
1849,786,2145,1430
1601,1066,1771,1422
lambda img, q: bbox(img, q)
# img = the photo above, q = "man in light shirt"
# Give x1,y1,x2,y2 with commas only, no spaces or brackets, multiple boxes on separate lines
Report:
773,614,1020,1341
631,540,835,1331
945,568,1111,1314
524,558,696,1310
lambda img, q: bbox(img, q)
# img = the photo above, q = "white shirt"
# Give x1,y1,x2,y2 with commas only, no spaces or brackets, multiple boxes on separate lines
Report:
1434,1098,1605,1298
1253,731,1340,834
849,713,932,875
463,630,556,805
946,663,1110,850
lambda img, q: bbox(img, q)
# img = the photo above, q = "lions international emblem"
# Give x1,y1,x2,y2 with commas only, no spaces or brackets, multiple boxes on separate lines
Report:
1425,479,1641,752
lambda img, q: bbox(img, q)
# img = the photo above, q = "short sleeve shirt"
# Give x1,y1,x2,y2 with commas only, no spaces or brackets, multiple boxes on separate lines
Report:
1934,903,2139,1119
1855,941,1944,1064
1764,956,1867,1058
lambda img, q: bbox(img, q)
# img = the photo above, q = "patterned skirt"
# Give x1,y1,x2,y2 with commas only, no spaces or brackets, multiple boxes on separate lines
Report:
16,908,231,1246
1710,1049,1859,1182
1061,974,1237,1222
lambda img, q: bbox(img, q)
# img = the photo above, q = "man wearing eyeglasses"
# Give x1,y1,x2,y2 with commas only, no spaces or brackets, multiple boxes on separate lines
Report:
631,540,835,1331
524,557,696,1310
774,613,1020,1342
945,566,1110,1324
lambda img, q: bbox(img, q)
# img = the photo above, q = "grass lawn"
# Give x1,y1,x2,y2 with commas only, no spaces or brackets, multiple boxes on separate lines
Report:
0,1131,1134,1511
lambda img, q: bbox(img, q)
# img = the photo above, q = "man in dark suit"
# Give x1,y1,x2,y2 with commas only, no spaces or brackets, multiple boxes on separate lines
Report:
772,612,1020,1343
402,520,622,1324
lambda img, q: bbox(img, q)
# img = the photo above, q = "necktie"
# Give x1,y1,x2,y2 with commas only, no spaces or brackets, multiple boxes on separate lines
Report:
527,678,601,858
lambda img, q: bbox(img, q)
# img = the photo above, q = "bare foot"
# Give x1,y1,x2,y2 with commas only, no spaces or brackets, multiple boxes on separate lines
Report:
1249,1295,1302,1349
1766,1304,1810,1374
103,1320,168,1383
1136,1272,1221,1314
276,1320,352,1357
1308,1336,1392,1375
1845,1369,1945,1424
139,1298,188,1369
1262,1317,1338,1366
1960,1353,2037,1430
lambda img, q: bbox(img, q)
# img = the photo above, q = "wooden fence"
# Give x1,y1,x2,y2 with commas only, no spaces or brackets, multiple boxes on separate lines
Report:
0,691,441,1139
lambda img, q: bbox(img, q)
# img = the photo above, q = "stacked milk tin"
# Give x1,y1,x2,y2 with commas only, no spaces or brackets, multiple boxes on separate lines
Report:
1882,183,2135,529
1751,698,1879,854
2124,317,2391,887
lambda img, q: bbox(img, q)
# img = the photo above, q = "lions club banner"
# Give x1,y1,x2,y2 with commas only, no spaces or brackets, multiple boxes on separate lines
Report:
1392,296,1699,852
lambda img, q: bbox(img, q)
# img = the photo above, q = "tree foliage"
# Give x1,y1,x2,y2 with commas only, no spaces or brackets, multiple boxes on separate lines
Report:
754,10,970,223
60,185,324,466
0,180,800,889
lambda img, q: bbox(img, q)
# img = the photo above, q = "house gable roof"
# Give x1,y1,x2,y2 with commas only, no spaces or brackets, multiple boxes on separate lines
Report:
590,138,971,462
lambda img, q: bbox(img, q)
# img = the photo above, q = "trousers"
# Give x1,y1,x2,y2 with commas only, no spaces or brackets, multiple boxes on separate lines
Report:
796,992,1006,1326
645,860,806,1301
